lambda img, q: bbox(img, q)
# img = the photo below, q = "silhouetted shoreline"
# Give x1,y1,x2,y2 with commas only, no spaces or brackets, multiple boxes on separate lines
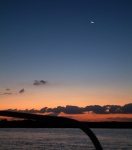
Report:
0,120,132,128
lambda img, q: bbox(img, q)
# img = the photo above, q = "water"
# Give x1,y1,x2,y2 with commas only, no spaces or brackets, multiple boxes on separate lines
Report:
0,128,132,150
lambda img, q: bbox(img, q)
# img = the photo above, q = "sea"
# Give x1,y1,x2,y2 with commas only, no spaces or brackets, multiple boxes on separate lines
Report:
0,128,132,150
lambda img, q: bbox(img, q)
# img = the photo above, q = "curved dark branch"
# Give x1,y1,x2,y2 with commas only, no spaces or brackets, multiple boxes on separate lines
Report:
0,111,103,150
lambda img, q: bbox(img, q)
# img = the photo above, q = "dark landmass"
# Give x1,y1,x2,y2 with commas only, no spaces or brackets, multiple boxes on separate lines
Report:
0,120,132,128
0,111,131,128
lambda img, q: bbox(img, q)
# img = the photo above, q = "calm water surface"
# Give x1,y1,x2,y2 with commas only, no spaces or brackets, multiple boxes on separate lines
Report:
0,128,132,150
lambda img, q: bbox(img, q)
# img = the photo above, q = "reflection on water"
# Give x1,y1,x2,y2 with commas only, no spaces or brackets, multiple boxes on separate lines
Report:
0,128,132,150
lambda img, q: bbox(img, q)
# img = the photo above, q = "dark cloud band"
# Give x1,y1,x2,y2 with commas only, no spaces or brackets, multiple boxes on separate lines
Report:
4,103,132,114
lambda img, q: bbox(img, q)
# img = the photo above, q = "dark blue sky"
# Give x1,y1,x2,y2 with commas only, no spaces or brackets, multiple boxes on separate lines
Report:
0,0,132,108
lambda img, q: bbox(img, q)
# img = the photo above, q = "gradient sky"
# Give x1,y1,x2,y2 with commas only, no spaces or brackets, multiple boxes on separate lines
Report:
0,0,132,110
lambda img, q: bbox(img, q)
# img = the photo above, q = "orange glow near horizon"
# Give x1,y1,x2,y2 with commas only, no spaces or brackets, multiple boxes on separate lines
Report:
0,90,132,110
0,113,132,122
0,84,132,111
58,113,132,122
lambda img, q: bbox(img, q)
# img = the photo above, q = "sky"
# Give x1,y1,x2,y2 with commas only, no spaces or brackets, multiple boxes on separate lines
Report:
0,0,132,119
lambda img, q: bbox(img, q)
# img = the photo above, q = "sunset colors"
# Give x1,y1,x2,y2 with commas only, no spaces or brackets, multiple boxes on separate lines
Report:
0,0,132,121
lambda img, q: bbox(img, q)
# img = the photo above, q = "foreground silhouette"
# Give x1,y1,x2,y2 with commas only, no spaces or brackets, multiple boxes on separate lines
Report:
0,110,103,150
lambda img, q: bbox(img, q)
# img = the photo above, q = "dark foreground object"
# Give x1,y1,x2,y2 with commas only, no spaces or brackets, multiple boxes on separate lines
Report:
0,120,132,128
0,111,104,150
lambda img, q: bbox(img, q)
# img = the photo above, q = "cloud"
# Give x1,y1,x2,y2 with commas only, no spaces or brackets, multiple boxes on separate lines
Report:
3,103,132,115
0,92,13,95
84,105,106,114
0,88,25,95
45,104,132,114
0,88,12,95
46,106,84,114
64,105,84,114
34,80,48,85
6,89,10,91
47,106,65,114
22,109,39,113
19,89,25,94
121,103,132,113
106,105,121,113
40,107,48,113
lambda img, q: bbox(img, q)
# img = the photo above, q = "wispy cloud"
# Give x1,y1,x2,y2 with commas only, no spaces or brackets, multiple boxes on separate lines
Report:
33,80,48,85
0,88,25,95
0,92,13,95
19,89,25,94
0,88,12,95
6,89,10,91
0,80,48,95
